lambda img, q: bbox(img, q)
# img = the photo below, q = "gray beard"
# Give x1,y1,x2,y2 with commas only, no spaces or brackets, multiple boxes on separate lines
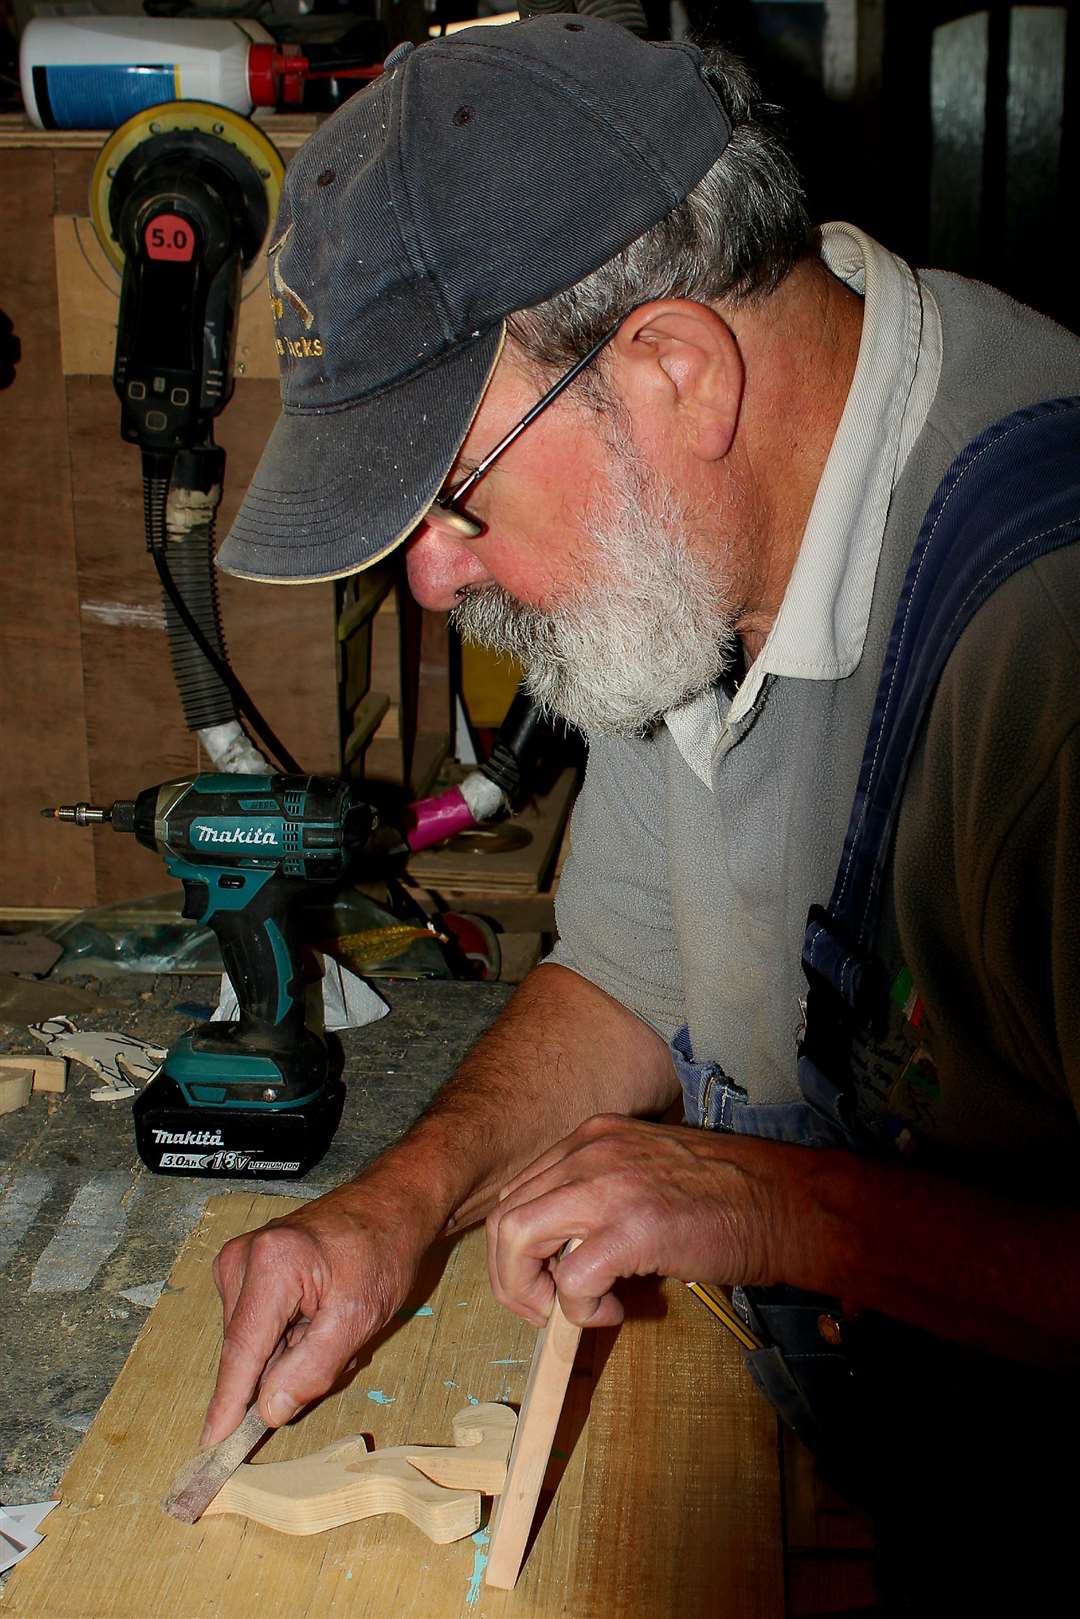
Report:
449,458,738,738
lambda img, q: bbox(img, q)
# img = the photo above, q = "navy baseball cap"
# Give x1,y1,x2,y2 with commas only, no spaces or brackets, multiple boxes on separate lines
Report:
217,14,731,583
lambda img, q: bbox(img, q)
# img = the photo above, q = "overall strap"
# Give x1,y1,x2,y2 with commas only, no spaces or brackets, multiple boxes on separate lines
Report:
804,395,1080,1026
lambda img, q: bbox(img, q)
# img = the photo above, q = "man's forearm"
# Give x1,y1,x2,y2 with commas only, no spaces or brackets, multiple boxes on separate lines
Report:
779,1142,1080,1365
355,963,678,1236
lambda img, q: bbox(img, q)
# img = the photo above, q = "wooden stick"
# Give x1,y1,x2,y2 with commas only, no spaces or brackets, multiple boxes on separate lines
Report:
484,1255,584,1590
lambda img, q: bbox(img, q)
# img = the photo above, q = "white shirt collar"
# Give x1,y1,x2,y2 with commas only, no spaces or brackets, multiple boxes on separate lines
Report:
665,222,942,787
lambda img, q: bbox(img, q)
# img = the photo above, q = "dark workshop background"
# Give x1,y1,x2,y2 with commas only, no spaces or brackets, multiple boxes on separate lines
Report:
0,0,1075,911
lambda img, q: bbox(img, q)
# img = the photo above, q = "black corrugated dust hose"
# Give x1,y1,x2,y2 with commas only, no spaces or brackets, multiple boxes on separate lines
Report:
141,448,301,773
150,447,233,731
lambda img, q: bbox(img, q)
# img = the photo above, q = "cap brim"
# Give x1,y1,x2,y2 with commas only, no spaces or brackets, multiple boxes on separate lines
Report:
216,325,505,583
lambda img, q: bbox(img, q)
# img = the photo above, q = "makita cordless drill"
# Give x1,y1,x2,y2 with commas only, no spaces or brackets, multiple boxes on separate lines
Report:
44,773,373,1178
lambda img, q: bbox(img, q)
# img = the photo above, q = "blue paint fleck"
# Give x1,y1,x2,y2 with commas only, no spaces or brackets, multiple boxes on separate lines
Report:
396,1305,434,1319
490,1357,527,1365
344,1570,353,1581
465,1528,490,1604
443,1379,458,1389
464,1393,480,1405
366,1388,395,1405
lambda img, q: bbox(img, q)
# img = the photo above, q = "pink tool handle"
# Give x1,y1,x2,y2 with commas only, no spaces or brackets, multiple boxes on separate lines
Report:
404,785,477,852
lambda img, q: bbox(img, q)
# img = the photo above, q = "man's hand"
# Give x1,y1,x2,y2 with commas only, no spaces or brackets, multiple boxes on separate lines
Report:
201,1177,434,1447
200,965,685,1445
486,1113,804,1329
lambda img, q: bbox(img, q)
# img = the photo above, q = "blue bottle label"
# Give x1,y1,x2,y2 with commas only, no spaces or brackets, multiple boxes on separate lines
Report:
35,63,178,130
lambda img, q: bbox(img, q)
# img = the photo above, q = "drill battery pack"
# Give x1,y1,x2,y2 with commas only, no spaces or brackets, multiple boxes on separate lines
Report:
132,1028,345,1179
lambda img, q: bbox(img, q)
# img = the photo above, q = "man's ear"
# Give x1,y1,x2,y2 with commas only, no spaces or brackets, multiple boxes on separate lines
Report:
608,299,744,463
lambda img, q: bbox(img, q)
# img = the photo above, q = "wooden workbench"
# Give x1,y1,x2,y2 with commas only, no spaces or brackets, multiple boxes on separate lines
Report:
0,972,787,1617
2,1194,784,1619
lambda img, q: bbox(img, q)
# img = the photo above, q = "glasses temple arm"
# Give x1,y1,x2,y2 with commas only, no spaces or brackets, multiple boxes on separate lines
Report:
445,319,623,511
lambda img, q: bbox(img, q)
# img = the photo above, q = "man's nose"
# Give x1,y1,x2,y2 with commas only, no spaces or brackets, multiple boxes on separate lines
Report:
405,524,493,610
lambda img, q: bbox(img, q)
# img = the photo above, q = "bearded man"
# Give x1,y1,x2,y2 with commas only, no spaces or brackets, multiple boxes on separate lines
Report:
211,16,1080,1611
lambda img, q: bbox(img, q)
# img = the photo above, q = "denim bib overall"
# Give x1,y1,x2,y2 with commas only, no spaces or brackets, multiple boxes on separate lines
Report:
669,399,1080,1606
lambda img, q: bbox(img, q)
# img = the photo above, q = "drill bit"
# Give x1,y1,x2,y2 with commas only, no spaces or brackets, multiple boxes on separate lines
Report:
40,803,112,825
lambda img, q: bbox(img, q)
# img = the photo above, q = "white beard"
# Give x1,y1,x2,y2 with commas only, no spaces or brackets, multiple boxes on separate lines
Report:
450,453,739,738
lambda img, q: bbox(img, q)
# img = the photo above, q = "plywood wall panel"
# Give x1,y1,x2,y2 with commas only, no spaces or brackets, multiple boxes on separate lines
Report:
52,149,96,217
0,150,95,909
212,379,340,787
4,137,368,907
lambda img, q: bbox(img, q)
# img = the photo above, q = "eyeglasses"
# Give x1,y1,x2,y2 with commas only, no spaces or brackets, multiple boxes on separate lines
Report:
424,318,624,539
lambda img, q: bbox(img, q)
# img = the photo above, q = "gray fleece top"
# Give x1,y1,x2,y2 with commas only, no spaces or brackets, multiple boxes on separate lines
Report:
550,269,1080,1188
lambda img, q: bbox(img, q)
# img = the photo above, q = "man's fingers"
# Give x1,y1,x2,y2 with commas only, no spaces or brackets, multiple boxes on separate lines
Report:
556,1287,625,1329
255,1310,359,1427
496,1115,624,1204
497,1145,573,1203
550,1240,625,1328
286,1316,312,1350
211,1235,251,1333
201,1269,302,1446
202,1331,286,1446
489,1185,590,1318
488,1161,594,1324
486,1199,552,1327
489,1182,634,1331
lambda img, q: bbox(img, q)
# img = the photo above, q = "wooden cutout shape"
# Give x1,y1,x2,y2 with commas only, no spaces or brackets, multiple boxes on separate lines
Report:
205,1403,516,1543
206,1435,477,1542
485,1252,585,1590
403,1401,516,1492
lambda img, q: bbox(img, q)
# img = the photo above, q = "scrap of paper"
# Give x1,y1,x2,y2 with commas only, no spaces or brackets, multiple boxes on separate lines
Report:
0,1501,59,1573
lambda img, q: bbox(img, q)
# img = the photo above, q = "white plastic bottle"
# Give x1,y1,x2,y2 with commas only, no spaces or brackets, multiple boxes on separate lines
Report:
20,17,275,131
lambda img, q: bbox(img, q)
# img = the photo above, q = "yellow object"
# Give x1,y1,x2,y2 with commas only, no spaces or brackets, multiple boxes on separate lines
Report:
334,926,438,971
460,642,523,729
89,100,284,280
685,1281,762,1351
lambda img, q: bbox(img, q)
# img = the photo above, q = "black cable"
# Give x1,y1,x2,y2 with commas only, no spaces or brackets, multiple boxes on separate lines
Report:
307,56,384,72
142,456,302,773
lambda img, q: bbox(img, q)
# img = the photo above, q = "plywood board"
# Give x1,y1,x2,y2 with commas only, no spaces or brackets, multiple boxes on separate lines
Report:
2,1193,783,1619
0,112,321,153
0,149,96,911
